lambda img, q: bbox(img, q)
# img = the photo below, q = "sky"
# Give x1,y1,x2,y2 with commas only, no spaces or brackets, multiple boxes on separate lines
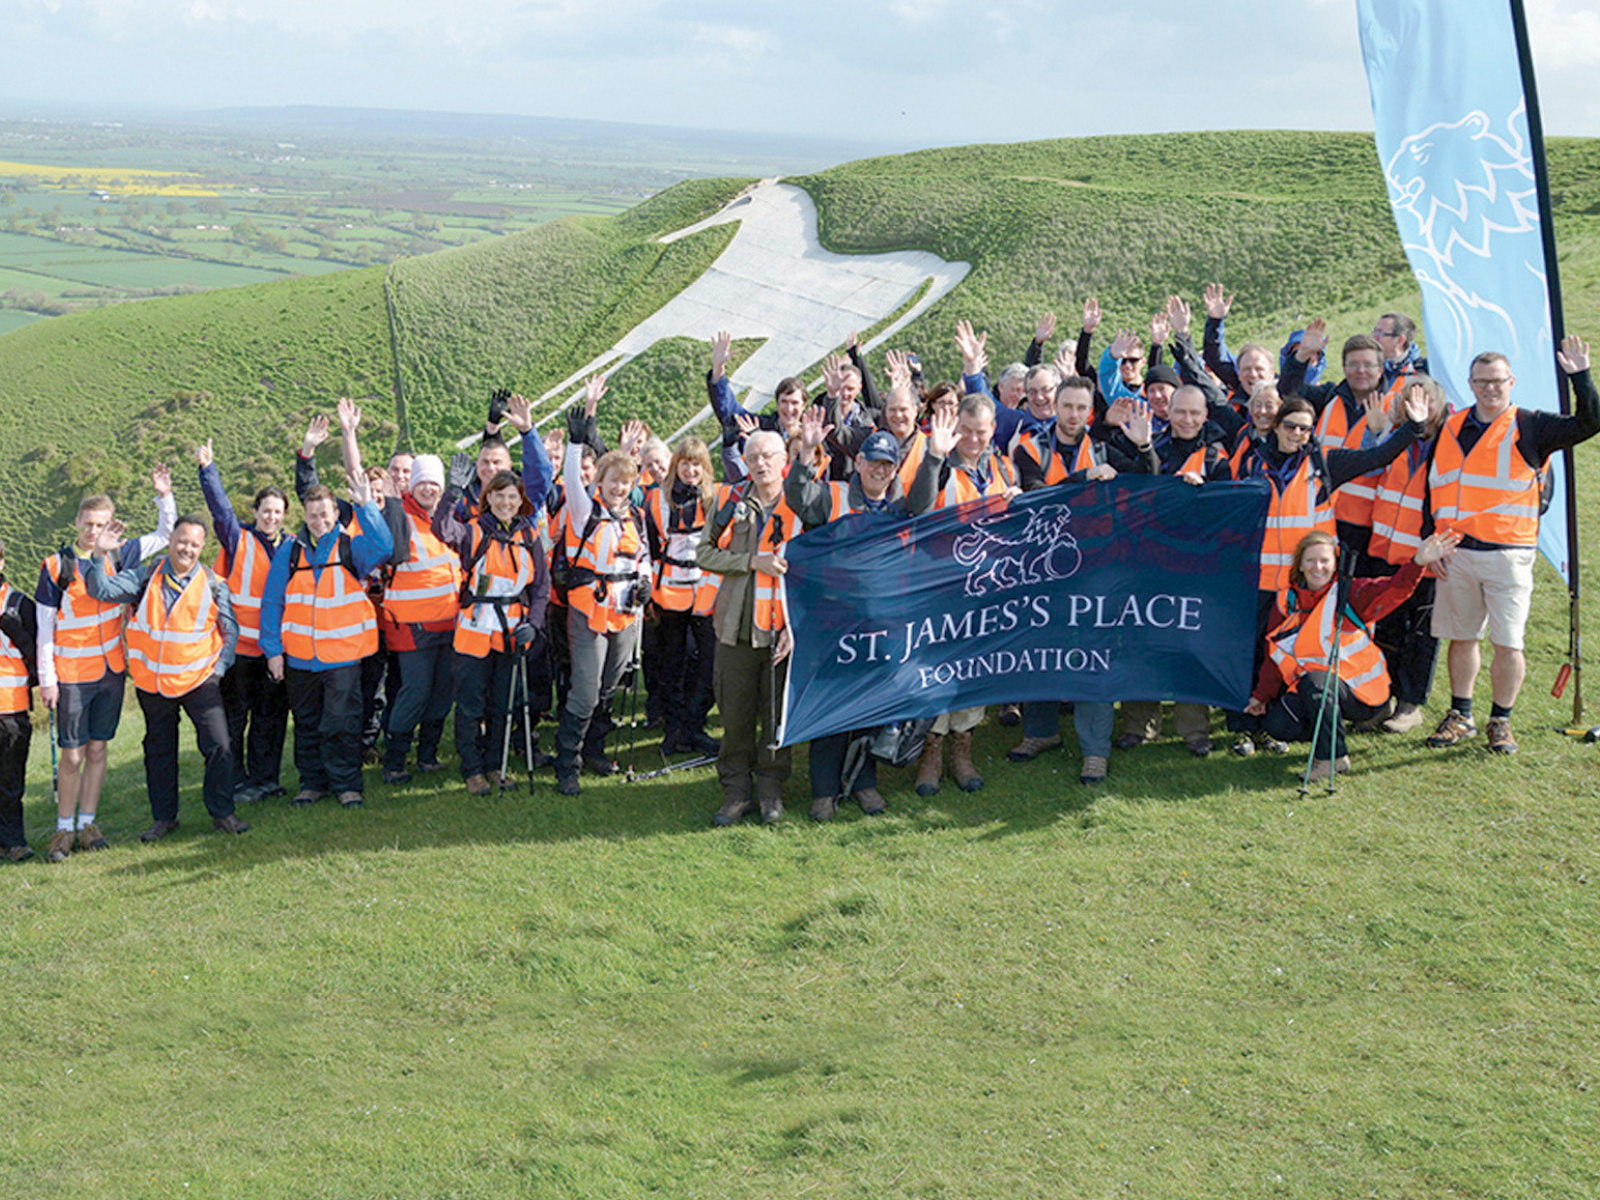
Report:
3,0,1600,148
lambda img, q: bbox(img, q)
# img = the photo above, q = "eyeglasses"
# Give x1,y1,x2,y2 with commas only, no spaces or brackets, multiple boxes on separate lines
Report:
1121,356,1144,365
1372,326,1396,338
1470,376,1512,389
1280,421,1314,433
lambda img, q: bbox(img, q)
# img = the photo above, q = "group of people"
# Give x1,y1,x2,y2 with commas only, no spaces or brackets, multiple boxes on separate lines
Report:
0,285,1593,860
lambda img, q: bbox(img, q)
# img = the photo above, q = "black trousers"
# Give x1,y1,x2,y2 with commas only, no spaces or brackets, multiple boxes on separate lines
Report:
138,679,236,823
656,608,715,739
0,711,29,847
286,664,365,796
221,653,288,789
1263,671,1382,761
454,649,517,779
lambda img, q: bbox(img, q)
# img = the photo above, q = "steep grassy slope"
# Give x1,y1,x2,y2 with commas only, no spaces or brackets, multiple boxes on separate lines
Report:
3,132,1599,568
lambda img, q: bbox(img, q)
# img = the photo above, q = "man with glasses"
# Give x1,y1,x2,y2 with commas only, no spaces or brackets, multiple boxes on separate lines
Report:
1425,336,1597,753
1372,313,1427,386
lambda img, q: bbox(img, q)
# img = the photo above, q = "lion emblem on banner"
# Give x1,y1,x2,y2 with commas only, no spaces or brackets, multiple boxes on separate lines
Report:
951,503,1082,598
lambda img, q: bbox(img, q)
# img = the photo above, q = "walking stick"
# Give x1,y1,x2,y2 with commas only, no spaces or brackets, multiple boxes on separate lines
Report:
498,650,522,793
1300,549,1353,797
49,705,59,811
621,638,643,782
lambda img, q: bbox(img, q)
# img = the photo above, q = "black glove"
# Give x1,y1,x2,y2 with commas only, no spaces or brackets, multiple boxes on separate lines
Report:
447,452,475,493
567,403,593,446
487,387,512,428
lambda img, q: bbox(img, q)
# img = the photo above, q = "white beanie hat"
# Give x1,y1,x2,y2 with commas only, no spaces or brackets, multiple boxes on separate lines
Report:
410,454,445,491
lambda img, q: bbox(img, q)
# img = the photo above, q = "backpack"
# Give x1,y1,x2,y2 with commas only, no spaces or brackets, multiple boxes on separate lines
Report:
0,587,39,686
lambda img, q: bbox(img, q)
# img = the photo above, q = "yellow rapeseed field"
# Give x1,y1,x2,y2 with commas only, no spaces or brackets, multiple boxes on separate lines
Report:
0,159,216,196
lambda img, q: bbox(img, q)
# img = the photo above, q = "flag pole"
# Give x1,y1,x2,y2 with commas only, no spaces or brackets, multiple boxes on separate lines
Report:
1507,0,1583,725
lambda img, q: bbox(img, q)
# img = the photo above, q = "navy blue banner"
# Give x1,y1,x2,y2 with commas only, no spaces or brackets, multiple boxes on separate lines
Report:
778,476,1271,746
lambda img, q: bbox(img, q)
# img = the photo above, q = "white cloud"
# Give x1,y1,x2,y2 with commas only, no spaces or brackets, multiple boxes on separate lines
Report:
889,0,949,28
1528,0,1600,70
692,23,777,63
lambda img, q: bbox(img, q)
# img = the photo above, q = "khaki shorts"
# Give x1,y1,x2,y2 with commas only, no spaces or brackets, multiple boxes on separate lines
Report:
1430,546,1535,650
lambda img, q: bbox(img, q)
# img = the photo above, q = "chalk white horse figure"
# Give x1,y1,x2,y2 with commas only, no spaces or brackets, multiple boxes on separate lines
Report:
951,504,1082,598
1383,105,1544,361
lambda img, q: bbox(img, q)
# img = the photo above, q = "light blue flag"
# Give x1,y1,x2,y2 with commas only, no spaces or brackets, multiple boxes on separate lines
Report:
1357,0,1568,580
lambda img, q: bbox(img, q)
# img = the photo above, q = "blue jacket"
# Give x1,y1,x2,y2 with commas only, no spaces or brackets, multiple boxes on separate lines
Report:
259,501,393,670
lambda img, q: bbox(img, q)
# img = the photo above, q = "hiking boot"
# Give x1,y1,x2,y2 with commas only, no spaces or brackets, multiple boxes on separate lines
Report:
854,788,887,816
1486,716,1519,755
759,796,784,824
46,830,75,863
998,703,1022,727
212,814,251,835
914,733,943,797
556,767,581,797
948,730,983,792
337,791,364,809
76,823,109,851
1305,755,1351,782
417,760,445,774
1426,710,1477,748
1114,732,1146,751
1080,754,1108,785
1260,735,1289,754
686,730,721,756
1007,734,1062,762
381,767,411,785
713,795,754,826
464,773,493,796
1232,735,1257,757
1186,736,1214,758
362,746,381,766
584,755,621,777
1381,702,1424,734
258,784,288,800
232,782,265,805
808,794,837,822
291,788,324,806
140,820,181,842
3,843,35,863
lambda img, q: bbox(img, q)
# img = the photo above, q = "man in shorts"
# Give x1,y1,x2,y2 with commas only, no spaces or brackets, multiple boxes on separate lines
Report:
1425,335,1596,753
37,470,176,860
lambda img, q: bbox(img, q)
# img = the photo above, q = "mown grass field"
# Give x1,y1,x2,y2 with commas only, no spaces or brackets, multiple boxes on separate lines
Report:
3,445,1598,1197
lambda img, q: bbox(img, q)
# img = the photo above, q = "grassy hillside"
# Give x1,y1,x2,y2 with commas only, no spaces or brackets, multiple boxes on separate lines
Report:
3,131,1600,564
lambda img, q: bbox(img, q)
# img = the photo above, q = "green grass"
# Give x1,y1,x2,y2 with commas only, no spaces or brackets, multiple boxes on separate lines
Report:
3,480,1599,1197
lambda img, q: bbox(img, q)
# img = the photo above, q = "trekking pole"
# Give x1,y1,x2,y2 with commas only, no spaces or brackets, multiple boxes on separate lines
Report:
1300,551,1353,797
499,650,521,794
520,653,537,780
622,639,643,782
49,705,59,810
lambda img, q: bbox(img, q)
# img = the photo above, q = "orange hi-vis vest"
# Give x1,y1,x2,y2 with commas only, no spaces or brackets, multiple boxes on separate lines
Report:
1368,444,1431,565
1256,456,1336,593
1014,429,1101,486
936,452,1016,507
895,431,928,493
1315,377,1409,526
565,495,646,635
1268,584,1391,707
456,522,541,657
46,549,126,684
216,528,276,658
648,487,719,616
124,565,224,698
716,487,804,633
280,533,378,665
384,507,462,625
0,584,30,715
1429,407,1541,547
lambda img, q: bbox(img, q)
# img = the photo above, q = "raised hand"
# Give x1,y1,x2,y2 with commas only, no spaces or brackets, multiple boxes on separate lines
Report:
1297,318,1329,362
583,373,607,418
1053,344,1075,381
799,404,834,454
505,393,533,433
151,463,172,497
1105,395,1134,429
885,348,914,391
1034,311,1058,344
95,518,126,556
710,330,733,378
447,452,474,493
619,419,648,457
1082,296,1102,334
926,404,958,457
1415,529,1464,568
846,330,861,352
1558,334,1591,375
1364,392,1392,436
821,353,849,398
1167,294,1192,337
733,412,760,439
1150,309,1171,349
1123,398,1153,448
302,413,330,457
954,319,988,373
196,439,214,469
337,396,361,434
1203,283,1233,320
1108,328,1137,362
1402,383,1429,425
347,468,372,507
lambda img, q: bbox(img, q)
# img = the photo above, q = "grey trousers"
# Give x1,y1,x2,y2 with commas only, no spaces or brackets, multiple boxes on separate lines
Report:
712,639,790,804
556,609,641,767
